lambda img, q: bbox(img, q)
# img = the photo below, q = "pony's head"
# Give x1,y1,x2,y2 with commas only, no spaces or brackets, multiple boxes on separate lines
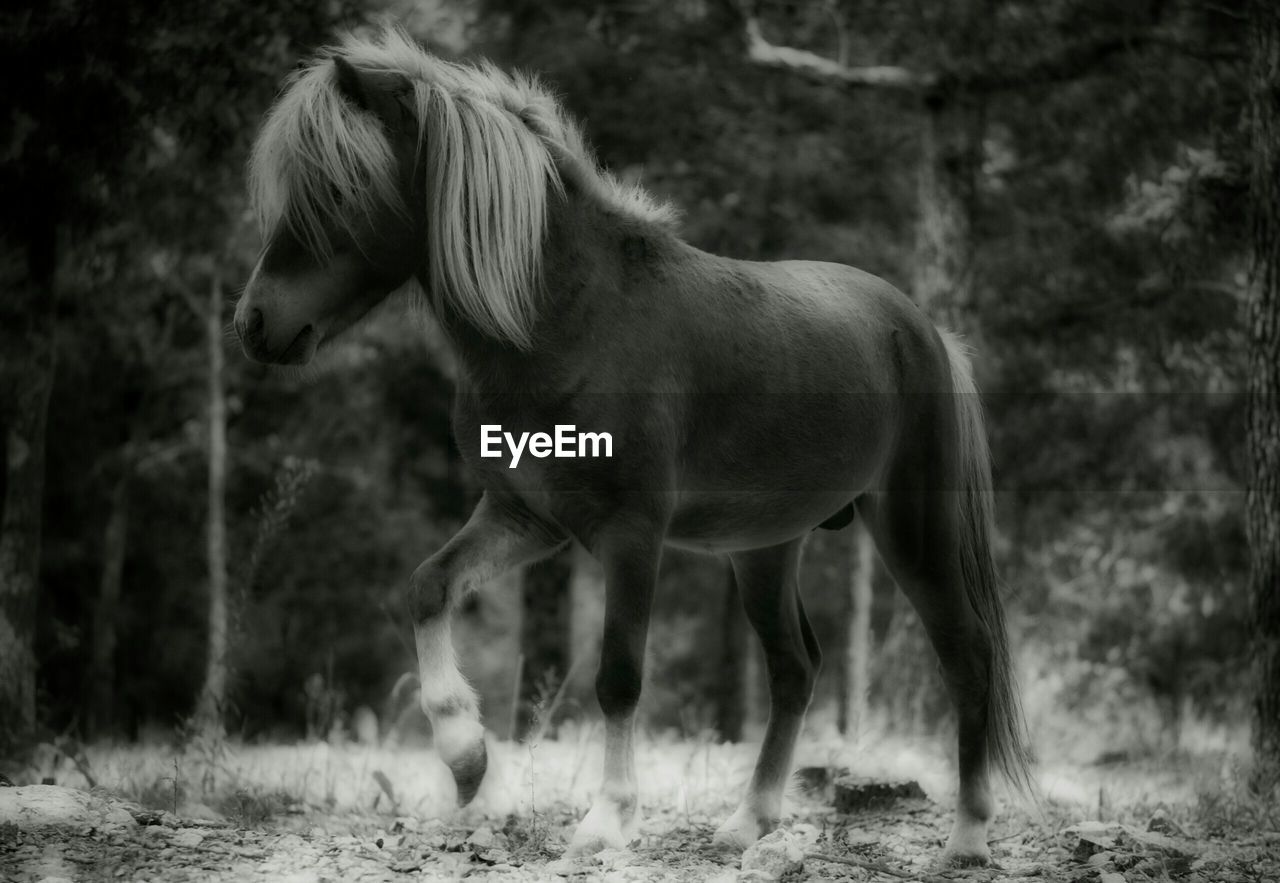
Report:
236,43,425,365
236,28,676,365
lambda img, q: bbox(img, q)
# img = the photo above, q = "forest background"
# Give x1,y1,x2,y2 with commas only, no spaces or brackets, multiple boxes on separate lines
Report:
0,0,1269,783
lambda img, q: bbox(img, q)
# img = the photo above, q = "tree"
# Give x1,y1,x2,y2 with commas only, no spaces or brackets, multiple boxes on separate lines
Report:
715,566,748,742
0,1,140,745
518,550,573,736
189,272,231,736
725,0,1208,328
839,521,876,739
0,0,346,746
1247,0,1280,784
0,219,55,747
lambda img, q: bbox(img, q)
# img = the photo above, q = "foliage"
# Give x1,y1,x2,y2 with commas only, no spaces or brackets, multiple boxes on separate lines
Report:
8,0,1258,758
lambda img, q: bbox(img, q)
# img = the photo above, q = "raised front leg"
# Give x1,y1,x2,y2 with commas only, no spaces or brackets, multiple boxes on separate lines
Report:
408,494,564,805
567,524,664,856
714,538,819,850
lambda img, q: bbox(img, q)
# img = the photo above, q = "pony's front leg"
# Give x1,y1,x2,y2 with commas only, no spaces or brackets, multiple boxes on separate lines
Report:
409,494,564,805
567,524,664,856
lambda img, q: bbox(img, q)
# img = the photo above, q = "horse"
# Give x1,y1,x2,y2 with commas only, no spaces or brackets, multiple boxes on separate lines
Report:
234,26,1032,864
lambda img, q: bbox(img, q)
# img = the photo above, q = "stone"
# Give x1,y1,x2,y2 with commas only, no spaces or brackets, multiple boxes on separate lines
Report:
740,828,808,880
467,825,495,848
832,777,927,813
0,785,136,832
170,829,205,848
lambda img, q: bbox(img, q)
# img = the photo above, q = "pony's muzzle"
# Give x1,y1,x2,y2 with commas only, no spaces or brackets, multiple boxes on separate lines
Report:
238,307,265,348
234,302,319,365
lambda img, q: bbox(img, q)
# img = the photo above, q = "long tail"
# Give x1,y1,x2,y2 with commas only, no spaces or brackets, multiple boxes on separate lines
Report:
940,330,1035,794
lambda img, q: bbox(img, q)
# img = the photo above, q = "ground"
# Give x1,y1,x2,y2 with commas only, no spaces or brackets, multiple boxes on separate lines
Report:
2,730,1278,882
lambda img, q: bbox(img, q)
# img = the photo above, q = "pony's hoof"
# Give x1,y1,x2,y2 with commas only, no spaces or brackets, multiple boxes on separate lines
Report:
448,738,488,807
711,806,773,851
566,830,625,858
567,800,636,856
943,829,991,866
943,848,991,868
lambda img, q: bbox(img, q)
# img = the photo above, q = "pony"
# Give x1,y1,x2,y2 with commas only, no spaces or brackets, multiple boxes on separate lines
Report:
235,26,1032,864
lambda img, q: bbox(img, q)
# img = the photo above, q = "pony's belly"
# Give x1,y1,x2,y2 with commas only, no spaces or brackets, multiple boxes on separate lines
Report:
666,489,858,553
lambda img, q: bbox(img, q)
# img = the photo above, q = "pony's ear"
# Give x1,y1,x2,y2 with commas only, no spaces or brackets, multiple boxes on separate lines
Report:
333,56,410,127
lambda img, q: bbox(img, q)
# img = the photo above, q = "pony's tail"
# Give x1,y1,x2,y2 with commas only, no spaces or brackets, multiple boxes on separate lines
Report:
940,330,1035,795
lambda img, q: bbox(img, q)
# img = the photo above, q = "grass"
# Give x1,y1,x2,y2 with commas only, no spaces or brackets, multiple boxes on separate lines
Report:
24,718,1271,841
7,719,1278,883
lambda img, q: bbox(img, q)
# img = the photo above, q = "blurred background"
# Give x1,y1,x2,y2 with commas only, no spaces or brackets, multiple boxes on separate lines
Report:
0,0,1260,771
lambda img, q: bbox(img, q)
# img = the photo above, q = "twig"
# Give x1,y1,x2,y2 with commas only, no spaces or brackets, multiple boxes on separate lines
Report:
806,851,952,882
530,652,591,745
508,653,525,742
988,827,1029,844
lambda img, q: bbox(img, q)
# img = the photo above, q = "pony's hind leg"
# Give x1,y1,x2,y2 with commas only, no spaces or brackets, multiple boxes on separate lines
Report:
713,537,819,850
857,491,997,865
408,494,564,805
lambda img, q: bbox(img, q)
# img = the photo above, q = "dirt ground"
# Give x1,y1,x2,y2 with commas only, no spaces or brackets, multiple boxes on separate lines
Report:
2,738,1278,882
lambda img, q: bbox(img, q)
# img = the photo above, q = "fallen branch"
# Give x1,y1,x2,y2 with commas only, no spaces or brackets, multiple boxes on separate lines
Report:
742,18,934,92
723,0,1236,98
806,851,952,883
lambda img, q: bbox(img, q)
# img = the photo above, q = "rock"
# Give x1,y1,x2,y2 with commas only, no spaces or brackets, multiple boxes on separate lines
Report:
794,766,848,797
1146,811,1184,837
170,829,205,848
1122,827,1194,858
1070,828,1116,862
832,777,927,814
467,825,496,848
1065,820,1198,867
740,828,808,880
477,846,512,865
546,857,576,876
0,785,136,832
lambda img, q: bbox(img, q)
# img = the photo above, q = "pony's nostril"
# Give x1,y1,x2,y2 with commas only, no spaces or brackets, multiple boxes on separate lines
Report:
247,307,265,339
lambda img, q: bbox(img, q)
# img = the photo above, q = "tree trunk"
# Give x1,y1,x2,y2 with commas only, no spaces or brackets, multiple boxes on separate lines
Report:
715,564,747,743
913,95,982,329
89,465,131,740
194,274,229,736
1248,0,1280,785
518,546,572,737
567,543,605,697
0,215,56,749
839,521,875,739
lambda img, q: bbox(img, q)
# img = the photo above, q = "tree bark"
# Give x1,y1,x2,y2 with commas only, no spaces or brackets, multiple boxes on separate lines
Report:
89,464,131,740
1248,0,1280,785
0,213,56,749
567,543,605,697
715,564,747,742
194,273,230,736
518,546,572,736
913,95,982,329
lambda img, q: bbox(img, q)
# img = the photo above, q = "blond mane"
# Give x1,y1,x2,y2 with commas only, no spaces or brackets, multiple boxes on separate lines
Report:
249,27,676,349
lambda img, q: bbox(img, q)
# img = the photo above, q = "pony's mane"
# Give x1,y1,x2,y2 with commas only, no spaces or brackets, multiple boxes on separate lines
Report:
249,27,677,349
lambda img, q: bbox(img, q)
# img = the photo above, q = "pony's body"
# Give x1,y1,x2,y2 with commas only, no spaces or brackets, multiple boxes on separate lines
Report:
451,216,925,553
236,28,1031,866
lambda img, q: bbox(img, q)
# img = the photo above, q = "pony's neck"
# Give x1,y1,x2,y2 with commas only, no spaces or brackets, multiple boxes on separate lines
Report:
429,182,664,391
